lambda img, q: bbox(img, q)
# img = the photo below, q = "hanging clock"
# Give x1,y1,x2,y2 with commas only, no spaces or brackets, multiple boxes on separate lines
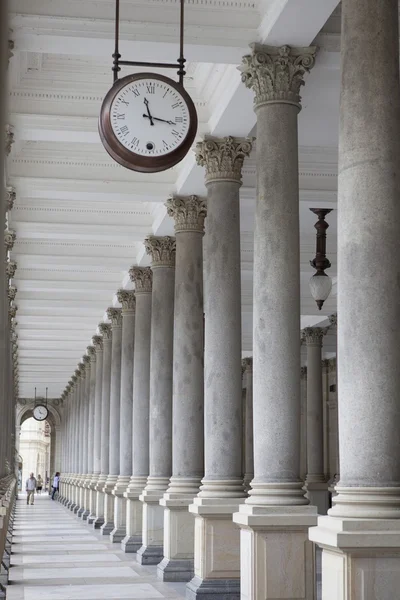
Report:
33,404,48,422
99,72,197,173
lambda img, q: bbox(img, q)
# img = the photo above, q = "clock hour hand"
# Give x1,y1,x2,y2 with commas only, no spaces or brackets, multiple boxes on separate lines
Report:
143,114,174,125
143,98,154,126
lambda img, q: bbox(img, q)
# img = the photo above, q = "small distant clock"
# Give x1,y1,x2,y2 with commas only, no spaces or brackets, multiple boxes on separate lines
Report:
33,405,48,422
99,72,198,173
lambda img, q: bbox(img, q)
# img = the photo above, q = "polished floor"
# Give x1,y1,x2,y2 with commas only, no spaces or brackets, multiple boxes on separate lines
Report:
8,494,186,600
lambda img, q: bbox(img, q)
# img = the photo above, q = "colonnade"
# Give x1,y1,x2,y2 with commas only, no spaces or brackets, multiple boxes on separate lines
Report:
27,0,400,597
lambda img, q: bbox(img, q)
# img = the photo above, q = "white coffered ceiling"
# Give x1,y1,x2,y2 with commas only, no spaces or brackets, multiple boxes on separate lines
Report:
7,0,340,398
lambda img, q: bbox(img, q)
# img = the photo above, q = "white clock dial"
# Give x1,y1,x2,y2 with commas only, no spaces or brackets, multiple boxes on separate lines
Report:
110,77,191,157
33,405,48,421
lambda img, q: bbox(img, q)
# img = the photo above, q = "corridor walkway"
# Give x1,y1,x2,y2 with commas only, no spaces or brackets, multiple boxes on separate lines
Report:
7,494,186,600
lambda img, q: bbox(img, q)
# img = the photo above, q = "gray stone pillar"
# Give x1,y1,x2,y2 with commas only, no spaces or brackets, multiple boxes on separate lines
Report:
300,367,308,482
81,353,91,519
76,363,85,515
85,345,96,522
310,1,400,595
242,357,253,491
137,237,175,566
158,195,206,582
302,327,329,515
94,322,112,529
111,290,136,543
122,268,152,553
187,137,251,600
90,334,103,525
68,374,78,510
233,45,317,599
101,308,122,535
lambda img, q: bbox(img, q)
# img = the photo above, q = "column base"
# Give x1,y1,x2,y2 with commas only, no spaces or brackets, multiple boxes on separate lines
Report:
110,527,126,543
233,503,318,600
87,513,96,525
304,480,330,515
159,493,197,582
187,497,243,598
80,509,90,521
93,516,105,529
76,507,85,518
121,533,142,553
310,514,400,600
100,521,114,535
137,544,164,565
186,575,240,600
121,478,146,553
158,557,193,582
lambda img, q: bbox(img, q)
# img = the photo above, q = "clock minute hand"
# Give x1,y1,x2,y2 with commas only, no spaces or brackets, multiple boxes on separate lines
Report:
143,98,154,126
143,114,174,125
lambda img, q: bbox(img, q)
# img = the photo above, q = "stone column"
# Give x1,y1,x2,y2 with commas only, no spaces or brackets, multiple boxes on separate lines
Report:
300,367,308,482
76,362,86,516
101,308,122,535
158,195,206,582
233,45,318,599
90,334,103,525
68,375,78,510
302,328,329,515
242,357,253,491
94,322,112,529
85,345,96,522
81,354,91,519
310,6,400,593
137,237,175,566
122,268,152,553
111,290,136,543
326,358,339,495
187,137,251,600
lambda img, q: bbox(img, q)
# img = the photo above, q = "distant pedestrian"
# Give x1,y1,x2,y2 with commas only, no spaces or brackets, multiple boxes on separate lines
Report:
52,472,60,500
26,473,36,505
36,474,43,494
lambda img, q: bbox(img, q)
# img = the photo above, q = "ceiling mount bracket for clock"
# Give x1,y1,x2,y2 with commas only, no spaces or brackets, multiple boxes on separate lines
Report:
111,0,186,86
34,386,48,410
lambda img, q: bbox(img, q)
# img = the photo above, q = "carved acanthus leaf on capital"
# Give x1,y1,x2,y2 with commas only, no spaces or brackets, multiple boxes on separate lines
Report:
4,229,16,252
6,186,16,212
98,322,112,340
92,335,103,351
8,304,17,320
165,195,207,233
196,136,252,185
240,44,317,109
83,355,90,366
144,235,176,267
106,307,122,327
301,326,328,346
117,289,136,311
5,125,14,156
87,345,96,361
6,261,17,279
328,312,337,327
129,266,152,293
242,357,253,372
8,286,17,303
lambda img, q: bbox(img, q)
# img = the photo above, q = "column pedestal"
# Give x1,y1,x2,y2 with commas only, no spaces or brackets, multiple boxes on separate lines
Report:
93,475,107,529
234,504,317,600
87,477,97,525
121,477,146,553
81,478,91,520
137,479,168,565
101,477,118,535
186,498,243,600
110,476,130,542
158,487,197,582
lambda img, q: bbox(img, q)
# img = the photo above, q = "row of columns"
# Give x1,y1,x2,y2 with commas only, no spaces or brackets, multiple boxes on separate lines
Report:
58,5,400,596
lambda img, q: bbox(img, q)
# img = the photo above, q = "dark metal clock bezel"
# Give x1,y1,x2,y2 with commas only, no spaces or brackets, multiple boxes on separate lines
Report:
99,72,198,173
33,404,49,422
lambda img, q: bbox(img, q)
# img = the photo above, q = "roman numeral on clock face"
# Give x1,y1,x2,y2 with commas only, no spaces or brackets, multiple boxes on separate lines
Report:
116,113,125,119
119,125,129,135
146,84,155,94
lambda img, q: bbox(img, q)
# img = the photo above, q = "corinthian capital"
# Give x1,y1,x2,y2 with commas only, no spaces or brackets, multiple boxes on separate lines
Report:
242,357,253,372
98,322,112,340
8,305,17,320
5,125,14,156
196,136,252,185
129,266,153,293
165,195,207,233
106,307,122,327
87,345,96,362
6,186,16,212
117,289,136,311
328,312,337,327
4,229,16,252
8,286,17,303
301,326,327,346
6,261,17,280
144,236,176,268
240,44,317,110
92,334,103,351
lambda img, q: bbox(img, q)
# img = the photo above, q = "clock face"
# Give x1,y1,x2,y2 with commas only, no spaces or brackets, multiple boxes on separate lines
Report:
110,77,190,157
99,73,198,173
33,405,48,422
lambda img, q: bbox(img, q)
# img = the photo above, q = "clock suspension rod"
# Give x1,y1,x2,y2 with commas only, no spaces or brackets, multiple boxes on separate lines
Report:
111,0,187,86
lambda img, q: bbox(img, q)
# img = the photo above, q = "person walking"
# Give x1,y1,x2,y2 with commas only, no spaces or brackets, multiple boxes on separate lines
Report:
36,474,43,494
51,472,60,500
25,473,37,505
